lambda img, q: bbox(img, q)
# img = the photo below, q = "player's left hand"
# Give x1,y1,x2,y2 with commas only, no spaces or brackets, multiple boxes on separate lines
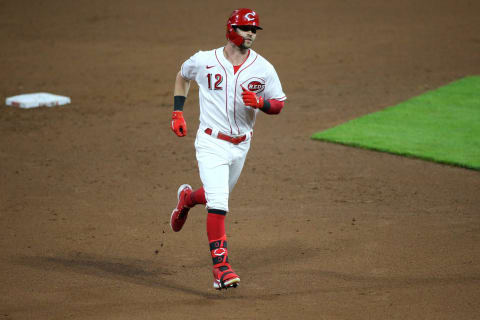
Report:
241,87,264,109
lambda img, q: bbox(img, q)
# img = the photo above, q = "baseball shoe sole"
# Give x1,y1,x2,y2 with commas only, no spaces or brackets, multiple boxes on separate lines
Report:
213,277,240,290
212,264,240,290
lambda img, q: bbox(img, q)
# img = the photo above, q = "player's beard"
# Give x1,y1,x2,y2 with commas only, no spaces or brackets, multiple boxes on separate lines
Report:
240,39,253,50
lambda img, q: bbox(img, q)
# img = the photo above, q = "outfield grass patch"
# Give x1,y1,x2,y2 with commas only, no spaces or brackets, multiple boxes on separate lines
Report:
311,76,480,170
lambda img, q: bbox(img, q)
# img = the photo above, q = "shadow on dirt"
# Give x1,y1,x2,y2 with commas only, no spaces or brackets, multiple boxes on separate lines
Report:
14,252,303,301
14,252,216,298
12,252,319,301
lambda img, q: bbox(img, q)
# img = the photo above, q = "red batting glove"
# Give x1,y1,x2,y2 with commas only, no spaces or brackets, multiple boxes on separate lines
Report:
241,87,264,108
171,111,187,137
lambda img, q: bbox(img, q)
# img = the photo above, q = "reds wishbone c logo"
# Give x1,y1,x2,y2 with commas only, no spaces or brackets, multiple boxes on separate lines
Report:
213,248,226,256
245,12,256,21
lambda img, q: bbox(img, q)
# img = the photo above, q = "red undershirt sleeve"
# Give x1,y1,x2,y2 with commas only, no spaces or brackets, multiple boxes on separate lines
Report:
260,99,284,114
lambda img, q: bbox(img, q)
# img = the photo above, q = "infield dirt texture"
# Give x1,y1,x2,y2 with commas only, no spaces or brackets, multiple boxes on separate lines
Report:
1,1,479,319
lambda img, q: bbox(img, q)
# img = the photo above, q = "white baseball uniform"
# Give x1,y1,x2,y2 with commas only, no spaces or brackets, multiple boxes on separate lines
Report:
181,46,286,211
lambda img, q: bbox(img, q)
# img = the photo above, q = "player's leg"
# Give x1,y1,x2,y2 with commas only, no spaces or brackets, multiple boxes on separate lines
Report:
207,209,240,289
195,130,240,289
185,187,206,207
170,184,207,232
170,183,193,232
208,141,250,289
170,133,211,232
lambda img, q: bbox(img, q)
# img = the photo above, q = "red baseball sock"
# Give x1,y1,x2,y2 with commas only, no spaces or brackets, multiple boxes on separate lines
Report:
206,211,226,241
185,187,206,208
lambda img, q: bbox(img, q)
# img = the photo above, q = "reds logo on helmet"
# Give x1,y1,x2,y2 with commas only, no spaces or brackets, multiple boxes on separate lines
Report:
244,12,256,22
241,77,265,94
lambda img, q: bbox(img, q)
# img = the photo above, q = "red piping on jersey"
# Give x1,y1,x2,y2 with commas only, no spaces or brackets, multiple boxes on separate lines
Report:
233,52,258,135
215,49,232,134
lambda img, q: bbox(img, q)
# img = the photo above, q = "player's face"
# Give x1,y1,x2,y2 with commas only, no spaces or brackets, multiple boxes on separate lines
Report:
235,26,257,49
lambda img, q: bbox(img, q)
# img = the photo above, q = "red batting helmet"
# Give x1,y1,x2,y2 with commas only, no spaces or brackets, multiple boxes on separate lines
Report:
226,8,262,46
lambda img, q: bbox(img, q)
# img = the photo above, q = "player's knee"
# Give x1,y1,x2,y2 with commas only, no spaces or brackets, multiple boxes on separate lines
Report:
206,201,229,213
206,191,229,212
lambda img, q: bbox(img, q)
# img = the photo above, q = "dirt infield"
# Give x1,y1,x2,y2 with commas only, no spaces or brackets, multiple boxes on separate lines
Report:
1,1,479,319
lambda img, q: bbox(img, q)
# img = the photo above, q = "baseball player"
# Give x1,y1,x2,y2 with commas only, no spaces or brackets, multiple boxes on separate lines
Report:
170,8,286,290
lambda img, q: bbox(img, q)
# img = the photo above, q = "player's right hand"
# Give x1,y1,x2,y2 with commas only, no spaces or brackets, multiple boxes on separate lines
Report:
171,111,187,137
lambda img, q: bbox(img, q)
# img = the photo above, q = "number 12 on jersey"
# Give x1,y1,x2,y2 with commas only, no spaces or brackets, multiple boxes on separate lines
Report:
207,73,223,90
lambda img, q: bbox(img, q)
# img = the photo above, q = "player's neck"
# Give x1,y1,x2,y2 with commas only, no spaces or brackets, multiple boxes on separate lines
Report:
224,42,250,66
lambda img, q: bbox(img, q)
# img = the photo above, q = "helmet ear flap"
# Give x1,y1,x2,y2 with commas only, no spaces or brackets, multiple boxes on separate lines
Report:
226,23,244,46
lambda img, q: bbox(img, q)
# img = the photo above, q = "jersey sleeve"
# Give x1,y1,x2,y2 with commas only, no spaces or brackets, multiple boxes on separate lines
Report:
180,51,201,80
264,64,287,101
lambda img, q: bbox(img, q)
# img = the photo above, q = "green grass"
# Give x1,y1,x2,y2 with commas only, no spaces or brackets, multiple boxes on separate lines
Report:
311,76,480,170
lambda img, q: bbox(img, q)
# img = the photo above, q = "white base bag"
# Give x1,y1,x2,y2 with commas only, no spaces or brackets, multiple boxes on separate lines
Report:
6,93,71,109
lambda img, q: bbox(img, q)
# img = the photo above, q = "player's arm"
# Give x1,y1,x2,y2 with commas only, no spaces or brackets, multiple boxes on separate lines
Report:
174,71,191,98
241,87,284,114
259,99,284,114
171,71,191,137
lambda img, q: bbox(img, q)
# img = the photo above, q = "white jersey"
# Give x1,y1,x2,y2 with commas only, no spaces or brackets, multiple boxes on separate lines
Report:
181,47,286,136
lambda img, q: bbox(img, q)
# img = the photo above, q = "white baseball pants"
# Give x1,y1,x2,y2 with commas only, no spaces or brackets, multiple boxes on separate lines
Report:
195,128,251,212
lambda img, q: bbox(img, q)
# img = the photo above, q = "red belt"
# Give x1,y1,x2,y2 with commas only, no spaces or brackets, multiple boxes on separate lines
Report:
204,128,247,145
